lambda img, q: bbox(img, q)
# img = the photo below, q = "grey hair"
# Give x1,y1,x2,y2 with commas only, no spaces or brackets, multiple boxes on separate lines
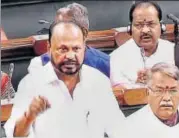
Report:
56,3,89,38
147,62,179,85
66,3,89,30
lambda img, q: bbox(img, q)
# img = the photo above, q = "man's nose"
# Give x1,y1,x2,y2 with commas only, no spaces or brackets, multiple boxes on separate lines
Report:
162,92,172,102
141,25,150,33
66,51,75,59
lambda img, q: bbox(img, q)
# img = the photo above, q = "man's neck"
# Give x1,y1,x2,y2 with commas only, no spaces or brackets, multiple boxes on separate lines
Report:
158,111,179,127
144,48,157,57
59,72,80,98
138,42,158,57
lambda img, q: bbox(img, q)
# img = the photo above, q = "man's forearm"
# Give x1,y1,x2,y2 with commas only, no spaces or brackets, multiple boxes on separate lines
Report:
14,113,35,137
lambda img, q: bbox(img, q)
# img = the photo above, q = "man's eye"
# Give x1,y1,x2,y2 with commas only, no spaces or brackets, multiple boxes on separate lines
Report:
58,47,67,52
148,23,156,28
169,90,178,94
73,47,80,52
134,24,141,27
155,90,163,94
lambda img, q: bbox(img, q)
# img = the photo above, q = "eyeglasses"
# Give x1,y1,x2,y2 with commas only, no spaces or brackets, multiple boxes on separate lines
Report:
148,86,179,96
133,22,159,30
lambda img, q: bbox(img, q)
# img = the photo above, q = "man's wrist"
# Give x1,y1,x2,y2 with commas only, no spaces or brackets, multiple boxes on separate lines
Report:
14,112,34,137
24,111,36,124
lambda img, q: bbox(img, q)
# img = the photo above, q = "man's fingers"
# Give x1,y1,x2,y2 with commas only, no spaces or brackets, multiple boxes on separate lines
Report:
33,96,45,112
30,99,45,114
29,106,41,117
29,96,50,116
39,96,51,109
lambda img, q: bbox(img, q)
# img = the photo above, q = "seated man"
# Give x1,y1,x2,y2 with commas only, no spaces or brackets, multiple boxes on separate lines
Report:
29,3,110,78
110,1,174,90
119,62,179,138
4,20,125,138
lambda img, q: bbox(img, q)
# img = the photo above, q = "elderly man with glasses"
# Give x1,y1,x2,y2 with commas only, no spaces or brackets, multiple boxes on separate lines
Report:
118,62,179,138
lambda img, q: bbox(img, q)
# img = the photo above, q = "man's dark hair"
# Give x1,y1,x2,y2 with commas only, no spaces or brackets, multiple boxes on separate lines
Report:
129,1,162,22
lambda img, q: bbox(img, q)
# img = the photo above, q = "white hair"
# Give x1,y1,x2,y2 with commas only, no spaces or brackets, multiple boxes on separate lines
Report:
147,62,179,85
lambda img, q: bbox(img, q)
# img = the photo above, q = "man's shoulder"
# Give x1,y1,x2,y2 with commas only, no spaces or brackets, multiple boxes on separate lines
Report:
86,46,109,60
110,38,135,57
25,62,56,86
82,64,109,81
28,56,43,73
127,105,150,122
19,71,41,86
85,46,110,77
159,39,175,47
81,65,112,96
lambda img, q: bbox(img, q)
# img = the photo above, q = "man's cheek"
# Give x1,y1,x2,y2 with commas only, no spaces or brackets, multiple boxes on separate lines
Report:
55,54,66,62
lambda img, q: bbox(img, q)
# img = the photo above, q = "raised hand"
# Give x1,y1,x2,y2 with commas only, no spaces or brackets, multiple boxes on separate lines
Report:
25,95,51,123
14,96,51,137
136,69,148,84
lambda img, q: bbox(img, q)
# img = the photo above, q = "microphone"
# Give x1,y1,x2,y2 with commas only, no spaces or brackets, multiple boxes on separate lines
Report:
38,19,50,24
113,27,128,33
140,48,147,68
167,14,179,24
1,63,15,101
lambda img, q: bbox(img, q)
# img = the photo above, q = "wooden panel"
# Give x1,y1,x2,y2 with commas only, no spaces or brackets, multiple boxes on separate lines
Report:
1,24,177,58
1,104,13,122
113,87,148,106
124,88,148,105
1,37,34,47
115,32,131,47
32,30,116,55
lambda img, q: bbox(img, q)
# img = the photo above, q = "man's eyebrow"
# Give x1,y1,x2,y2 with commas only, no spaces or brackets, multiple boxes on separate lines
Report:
155,85,177,89
155,86,164,89
147,21,156,23
168,86,178,89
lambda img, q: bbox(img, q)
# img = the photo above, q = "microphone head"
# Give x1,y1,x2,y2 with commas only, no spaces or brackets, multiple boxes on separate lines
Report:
166,13,179,24
38,19,50,24
167,14,172,19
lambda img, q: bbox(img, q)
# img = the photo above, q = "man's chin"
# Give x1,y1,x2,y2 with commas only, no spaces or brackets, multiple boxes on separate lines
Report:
58,64,83,76
60,68,79,75
139,41,153,47
157,108,174,120
64,71,78,75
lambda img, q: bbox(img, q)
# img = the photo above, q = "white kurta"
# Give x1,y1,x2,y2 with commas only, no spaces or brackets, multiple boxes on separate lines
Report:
4,62,125,138
27,55,43,73
110,38,175,87
119,105,179,138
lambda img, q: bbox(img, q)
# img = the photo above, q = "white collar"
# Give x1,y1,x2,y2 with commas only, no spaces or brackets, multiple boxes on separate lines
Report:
36,61,84,85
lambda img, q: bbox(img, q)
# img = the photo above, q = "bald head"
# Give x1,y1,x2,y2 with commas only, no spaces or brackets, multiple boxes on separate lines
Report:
51,22,84,44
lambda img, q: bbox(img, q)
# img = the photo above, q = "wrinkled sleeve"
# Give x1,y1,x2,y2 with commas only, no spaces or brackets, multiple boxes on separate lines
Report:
95,76,127,138
4,75,36,137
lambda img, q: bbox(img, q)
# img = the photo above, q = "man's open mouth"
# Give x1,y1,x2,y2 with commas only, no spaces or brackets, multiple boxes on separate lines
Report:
141,35,152,40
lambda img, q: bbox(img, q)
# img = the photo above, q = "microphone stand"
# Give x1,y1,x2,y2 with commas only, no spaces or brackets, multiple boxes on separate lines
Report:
174,23,179,44
173,22,179,68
